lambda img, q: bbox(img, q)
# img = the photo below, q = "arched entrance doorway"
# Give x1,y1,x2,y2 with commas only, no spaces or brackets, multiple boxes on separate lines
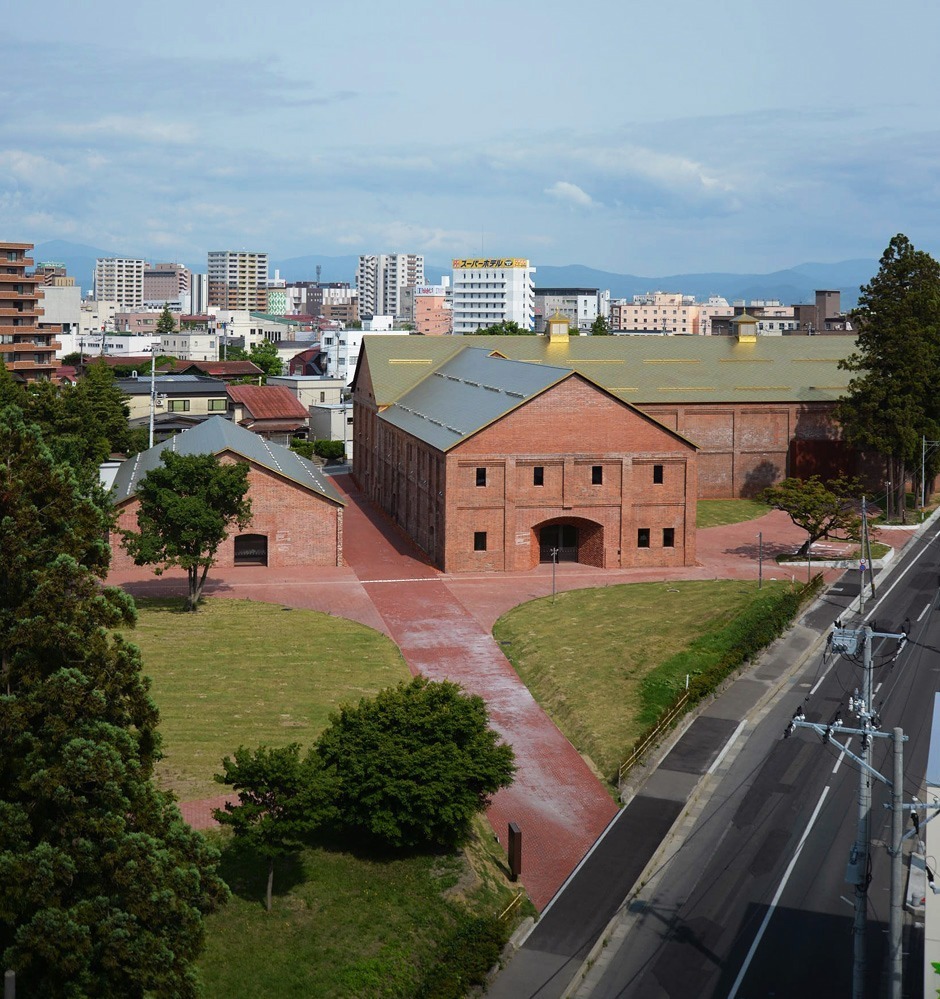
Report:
534,518,604,567
234,534,268,566
539,523,579,562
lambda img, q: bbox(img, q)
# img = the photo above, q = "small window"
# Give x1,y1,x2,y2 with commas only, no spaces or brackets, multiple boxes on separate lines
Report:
476,467,487,487
533,466,544,486
208,399,227,411
663,528,675,548
637,528,650,548
168,399,190,412
653,464,664,484
591,465,603,485
473,531,487,552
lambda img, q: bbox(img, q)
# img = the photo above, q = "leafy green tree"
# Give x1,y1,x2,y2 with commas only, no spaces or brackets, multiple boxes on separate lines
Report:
762,476,862,555
0,406,228,996
838,234,940,522
221,344,250,362
248,340,283,379
313,677,515,849
214,744,329,911
156,303,176,337
121,451,252,611
467,320,532,336
591,315,612,336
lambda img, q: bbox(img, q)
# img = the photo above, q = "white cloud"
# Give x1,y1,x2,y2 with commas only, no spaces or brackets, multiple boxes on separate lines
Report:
545,180,597,208
55,116,196,144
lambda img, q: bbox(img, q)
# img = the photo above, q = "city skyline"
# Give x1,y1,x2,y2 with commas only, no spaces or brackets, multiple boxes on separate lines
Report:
4,0,940,275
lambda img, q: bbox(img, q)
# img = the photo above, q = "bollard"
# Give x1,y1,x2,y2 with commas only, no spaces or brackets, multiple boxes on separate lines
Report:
508,822,522,882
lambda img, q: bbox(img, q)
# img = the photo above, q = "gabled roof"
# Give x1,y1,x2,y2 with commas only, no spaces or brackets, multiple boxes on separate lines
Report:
111,416,343,506
227,384,308,420
169,360,264,378
381,348,571,451
381,347,697,452
355,333,857,407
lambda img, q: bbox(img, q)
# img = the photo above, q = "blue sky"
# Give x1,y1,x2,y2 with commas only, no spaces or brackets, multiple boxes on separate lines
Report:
4,0,940,274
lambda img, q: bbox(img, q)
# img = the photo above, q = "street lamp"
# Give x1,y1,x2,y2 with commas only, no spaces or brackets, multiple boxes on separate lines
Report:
551,547,559,604
757,531,763,589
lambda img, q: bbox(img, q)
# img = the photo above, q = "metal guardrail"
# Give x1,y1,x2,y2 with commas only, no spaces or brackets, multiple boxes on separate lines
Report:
618,692,690,783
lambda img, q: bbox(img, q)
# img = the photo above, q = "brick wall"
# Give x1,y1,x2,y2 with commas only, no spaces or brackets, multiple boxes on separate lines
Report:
443,376,697,573
639,401,840,498
110,452,343,571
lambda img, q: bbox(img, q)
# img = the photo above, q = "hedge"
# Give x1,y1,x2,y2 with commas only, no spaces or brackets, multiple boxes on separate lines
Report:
619,575,824,781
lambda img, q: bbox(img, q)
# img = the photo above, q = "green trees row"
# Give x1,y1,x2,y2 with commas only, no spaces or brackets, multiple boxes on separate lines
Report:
215,677,516,911
0,360,139,488
0,406,227,996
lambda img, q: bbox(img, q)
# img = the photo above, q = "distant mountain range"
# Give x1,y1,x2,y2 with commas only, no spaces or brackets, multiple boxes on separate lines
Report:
34,239,876,311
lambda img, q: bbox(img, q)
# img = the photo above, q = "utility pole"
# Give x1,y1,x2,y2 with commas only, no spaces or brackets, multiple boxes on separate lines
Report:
787,623,910,998
851,627,873,999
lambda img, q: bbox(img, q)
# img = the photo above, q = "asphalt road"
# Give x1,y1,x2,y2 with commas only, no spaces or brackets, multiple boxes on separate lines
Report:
579,525,940,999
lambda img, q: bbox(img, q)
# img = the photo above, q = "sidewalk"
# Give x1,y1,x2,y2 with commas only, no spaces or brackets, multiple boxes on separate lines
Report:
486,514,930,998
107,497,887,912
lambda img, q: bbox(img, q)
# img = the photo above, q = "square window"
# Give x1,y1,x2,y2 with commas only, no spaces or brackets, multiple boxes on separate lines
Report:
533,465,544,486
473,531,487,552
663,528,675,548
476,467,487,487
637,528,650,548
591,465,603,485
653,464,664,484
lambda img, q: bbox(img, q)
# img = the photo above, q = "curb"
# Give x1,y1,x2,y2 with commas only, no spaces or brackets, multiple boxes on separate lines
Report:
561,506,940,997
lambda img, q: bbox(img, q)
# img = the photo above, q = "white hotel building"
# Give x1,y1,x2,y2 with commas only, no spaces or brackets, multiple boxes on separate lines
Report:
451,258,536,334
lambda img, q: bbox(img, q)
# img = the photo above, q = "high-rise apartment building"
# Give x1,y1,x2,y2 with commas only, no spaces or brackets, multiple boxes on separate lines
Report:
144,262,192,304
94,257,146,309
356,254,424,319
451,258,536,334
0,242,61,381
207,250,269,310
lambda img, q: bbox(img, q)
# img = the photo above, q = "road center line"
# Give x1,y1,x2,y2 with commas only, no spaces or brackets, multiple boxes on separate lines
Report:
810,659,837,697
727,784,831,999
832,737,852,774
918,602,931,622
864,531,939,619
708,720,747,774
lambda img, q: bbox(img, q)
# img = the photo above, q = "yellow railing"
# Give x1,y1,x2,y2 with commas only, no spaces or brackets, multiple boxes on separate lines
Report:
618,692,689,783
498,891,525,923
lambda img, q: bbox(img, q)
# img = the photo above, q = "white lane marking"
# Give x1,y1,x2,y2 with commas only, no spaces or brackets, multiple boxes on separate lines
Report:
918,602,931,622
864,532,940,618
708,720,747,775
875,682,883,694
810,660,837,697
832,738,852,774
727,785,831,999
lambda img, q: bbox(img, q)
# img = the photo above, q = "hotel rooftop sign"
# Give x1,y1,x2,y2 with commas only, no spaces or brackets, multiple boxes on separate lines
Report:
452,258,529,269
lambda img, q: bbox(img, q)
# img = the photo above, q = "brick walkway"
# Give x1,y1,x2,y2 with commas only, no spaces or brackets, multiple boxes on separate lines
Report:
111,490,903,911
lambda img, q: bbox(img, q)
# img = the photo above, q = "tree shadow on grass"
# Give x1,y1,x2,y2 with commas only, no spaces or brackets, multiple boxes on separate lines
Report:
217,839,307,909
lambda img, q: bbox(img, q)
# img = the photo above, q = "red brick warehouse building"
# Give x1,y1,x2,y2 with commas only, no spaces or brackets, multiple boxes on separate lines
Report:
354,321,857,504
110,417,344,571
352,326,698,573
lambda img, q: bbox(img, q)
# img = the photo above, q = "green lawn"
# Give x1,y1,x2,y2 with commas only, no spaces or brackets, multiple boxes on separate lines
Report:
119,597,524,998
493,580,789,783
120,598,411,800
198,827,515,999
697,498,769,529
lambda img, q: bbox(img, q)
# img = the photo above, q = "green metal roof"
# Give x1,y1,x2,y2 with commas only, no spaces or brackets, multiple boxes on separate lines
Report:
356,333,856,408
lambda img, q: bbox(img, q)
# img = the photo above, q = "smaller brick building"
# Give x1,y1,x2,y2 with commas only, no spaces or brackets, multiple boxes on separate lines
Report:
110,416,344,570
353,346,697,573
